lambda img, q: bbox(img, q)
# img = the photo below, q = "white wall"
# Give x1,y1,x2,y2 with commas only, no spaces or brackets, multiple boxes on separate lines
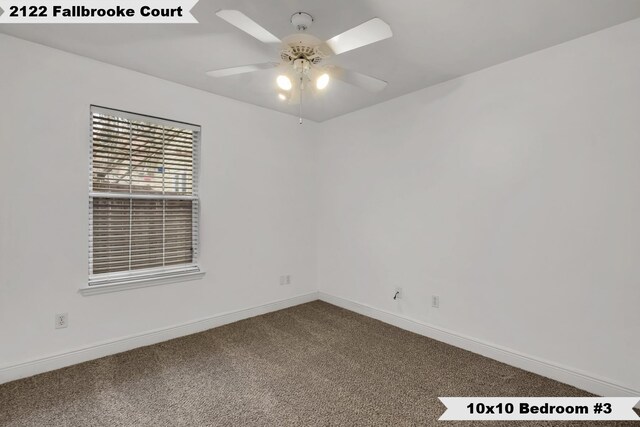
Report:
2,17,640,397
317,18,640,393
0,34,318,370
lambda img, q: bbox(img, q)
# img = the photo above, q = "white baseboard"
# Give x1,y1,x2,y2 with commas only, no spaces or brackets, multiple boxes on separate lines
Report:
0,292,319,385
3,290,638,410
318,292,640,408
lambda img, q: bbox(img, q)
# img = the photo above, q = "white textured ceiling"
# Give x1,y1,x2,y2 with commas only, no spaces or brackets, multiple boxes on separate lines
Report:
2,0,640,122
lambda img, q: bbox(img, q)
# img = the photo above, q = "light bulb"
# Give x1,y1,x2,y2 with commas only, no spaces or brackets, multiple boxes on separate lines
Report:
316,73,330,90
277,75,292,91
278,93,286,101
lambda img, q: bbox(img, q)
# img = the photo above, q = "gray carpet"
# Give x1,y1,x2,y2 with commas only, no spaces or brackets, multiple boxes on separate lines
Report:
0,301,637,426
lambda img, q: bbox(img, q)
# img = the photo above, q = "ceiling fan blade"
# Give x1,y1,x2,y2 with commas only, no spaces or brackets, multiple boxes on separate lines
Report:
206,62,278,78
332,67,388,92
325,18,392,55
216,10,281,45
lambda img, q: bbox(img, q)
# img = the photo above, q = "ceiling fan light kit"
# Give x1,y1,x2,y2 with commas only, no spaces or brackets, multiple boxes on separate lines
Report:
277,75,293,91
210,9,393,123
316,73,330,90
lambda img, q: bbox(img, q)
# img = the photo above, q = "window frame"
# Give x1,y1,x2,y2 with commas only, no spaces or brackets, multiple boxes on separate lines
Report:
82,105,204,296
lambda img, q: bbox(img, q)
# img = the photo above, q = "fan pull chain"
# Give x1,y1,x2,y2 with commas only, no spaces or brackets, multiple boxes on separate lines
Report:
299,76,304,125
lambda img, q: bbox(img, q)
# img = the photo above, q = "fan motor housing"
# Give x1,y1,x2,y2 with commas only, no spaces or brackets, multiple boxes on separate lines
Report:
280,33,328,65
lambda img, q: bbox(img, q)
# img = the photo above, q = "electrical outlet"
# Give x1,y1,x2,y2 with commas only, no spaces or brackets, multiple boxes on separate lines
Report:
280,275,291,286
55,313,68,329
432,295,440,308
394,287,402,300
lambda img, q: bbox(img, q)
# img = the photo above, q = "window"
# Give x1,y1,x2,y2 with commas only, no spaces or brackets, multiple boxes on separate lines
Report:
88,106,201,291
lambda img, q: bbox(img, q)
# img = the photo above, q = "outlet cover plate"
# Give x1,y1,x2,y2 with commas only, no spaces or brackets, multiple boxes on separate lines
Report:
55,313,68,329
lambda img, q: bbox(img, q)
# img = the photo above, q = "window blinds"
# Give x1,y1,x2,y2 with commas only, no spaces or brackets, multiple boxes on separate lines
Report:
89,106,200,283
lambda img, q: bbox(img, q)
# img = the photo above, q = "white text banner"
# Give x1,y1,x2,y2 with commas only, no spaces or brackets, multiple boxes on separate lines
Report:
0,0,199,23
439,397,640,421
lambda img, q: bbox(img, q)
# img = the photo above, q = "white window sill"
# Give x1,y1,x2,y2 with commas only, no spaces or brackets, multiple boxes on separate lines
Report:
80,269,205,296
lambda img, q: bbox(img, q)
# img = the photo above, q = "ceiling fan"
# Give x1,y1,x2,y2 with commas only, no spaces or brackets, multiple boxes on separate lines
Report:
207,10,393,123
